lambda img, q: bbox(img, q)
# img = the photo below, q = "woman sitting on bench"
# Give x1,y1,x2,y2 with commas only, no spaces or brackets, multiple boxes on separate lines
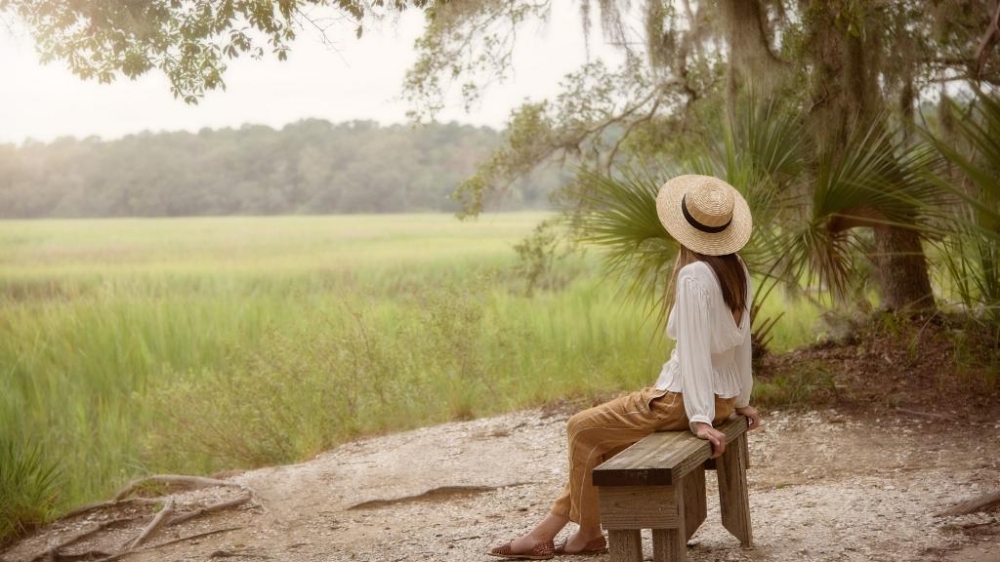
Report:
488,175,762,560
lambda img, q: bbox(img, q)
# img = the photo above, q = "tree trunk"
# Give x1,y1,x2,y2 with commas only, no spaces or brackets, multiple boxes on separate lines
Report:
807,0,936,313
720,0,784,97
873,225,936,312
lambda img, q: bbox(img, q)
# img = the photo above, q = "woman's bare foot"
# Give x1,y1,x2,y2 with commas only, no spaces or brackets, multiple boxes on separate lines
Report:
488,513,568,559
509,534,551,553
556,529,607,554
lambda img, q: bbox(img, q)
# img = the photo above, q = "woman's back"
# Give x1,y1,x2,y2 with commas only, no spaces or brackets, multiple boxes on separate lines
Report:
656,257,753,429
665,259,751,353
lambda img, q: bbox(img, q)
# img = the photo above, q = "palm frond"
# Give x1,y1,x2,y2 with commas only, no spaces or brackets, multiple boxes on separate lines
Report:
814,118,944,227
688,95,806,273
686,95,811,348
924,92,1000,237
924,91,1000,325
768,117,944,300
729,95,809,183
575,166,677,319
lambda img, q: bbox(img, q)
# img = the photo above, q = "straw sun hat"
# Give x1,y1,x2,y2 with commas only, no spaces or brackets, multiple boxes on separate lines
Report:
655,175,752,256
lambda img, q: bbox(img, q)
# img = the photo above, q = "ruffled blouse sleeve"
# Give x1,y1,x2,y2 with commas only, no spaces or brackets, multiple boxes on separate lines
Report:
674,267,716,432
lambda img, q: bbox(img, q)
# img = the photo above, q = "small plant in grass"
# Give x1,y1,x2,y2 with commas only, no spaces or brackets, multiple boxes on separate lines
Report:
752,362,837,410
749,294,783,364
512,217,577,296
948,319,1000,392
0,438,62,547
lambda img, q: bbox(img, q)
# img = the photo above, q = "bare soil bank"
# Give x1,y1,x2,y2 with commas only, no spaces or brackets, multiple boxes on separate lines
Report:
4,404,999,562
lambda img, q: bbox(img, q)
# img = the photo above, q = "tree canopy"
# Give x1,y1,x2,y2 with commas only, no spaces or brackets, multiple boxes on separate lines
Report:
403,0,1000,314
404,0,999,211
0,0,432,102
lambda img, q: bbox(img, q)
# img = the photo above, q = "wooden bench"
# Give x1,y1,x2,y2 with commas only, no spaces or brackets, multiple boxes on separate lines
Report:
592,416,752,562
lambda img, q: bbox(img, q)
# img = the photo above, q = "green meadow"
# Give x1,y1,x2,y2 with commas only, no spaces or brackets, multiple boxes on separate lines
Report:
0,214,820,519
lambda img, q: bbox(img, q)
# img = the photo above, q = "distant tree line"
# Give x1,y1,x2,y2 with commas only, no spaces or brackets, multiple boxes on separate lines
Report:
0,120,564,218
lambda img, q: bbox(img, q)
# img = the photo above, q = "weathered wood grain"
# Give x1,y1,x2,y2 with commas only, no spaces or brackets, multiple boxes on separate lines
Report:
652,479,686,562
652,528,685,562
608,529,643,562
593,417,748,487
596,415,753,562
717,432,753,547
598,486,678,530
682,466,706,540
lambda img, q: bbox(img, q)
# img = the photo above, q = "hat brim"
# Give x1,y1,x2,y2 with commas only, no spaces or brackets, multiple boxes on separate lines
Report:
655,175,753,256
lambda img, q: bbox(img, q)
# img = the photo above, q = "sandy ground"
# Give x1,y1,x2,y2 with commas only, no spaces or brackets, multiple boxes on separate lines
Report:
3,407,999,562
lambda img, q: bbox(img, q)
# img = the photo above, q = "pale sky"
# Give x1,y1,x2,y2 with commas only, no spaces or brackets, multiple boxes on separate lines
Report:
0,2,622,144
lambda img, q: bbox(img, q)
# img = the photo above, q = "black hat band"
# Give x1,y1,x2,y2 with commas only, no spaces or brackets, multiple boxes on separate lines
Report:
682,194,732,234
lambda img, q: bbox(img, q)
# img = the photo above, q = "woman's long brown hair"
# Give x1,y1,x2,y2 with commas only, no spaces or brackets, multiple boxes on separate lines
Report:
666,246,748,323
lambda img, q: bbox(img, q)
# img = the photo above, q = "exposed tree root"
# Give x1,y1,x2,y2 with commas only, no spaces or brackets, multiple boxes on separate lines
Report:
27,475,255,562
127,499,174,550
127,526,245,552
936,490,1000,517
91,527,246,562
40,516,144,556
113,475,245,501
207,545,271,559
60,498,163,521
893,407,957,422
45,550,114,562
168,494,251,526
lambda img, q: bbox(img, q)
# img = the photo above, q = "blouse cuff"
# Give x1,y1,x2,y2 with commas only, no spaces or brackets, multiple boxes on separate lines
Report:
688,414,713,434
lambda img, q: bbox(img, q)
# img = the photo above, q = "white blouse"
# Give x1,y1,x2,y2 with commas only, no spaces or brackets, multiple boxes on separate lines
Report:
653,260,753,432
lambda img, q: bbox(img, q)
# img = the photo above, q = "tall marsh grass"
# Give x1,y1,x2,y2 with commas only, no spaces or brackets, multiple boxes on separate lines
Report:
0,213,820,544
0,438,61,548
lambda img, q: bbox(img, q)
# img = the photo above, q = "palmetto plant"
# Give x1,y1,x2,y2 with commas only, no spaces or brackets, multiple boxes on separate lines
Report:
779,118,943,300
573,95,945,353
574,161,792,354
925,91,1000,330
574,166,678,319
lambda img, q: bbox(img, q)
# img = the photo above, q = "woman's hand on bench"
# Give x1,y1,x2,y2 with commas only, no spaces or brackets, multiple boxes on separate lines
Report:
692,422,727,458
735,406,760,430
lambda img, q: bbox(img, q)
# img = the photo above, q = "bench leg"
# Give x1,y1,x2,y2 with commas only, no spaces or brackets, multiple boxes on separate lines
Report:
607,529,643,562
651,474,687,562
717,432,753,547
652,528,685,562
683,466,706,541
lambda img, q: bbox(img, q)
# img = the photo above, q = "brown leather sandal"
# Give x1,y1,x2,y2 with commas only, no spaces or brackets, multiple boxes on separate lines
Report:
487,539,555,560
553,536,608,556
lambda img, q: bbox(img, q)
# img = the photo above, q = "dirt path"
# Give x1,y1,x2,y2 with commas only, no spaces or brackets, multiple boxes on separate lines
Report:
4,407,999,562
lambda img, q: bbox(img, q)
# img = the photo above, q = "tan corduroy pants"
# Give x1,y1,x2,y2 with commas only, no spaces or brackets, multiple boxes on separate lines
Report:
550,388,736,530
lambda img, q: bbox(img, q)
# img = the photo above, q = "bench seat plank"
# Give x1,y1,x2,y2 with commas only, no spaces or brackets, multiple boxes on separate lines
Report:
592,417,747,487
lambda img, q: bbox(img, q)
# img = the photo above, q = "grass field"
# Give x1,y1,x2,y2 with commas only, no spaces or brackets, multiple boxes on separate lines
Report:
0,213,822,539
